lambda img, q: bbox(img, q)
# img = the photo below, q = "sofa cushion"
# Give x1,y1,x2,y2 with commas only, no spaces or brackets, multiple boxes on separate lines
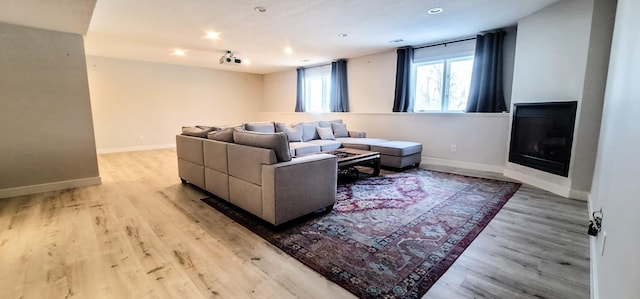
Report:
208,127,235,142
370,141,423,156
318,119,343,128
316,127,335,140
275,122,303,142
233,130,292,162
182,126,215,138
308,139,342,151
289,142,321,156
300,121,321,141
245,122,276,133
331,122,349,138
335,137,387,150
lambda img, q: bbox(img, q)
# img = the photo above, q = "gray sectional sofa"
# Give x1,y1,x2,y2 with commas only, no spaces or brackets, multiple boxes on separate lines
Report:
176,120,422,226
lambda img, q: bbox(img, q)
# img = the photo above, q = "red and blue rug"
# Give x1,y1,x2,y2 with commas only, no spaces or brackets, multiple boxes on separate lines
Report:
202,168,521,298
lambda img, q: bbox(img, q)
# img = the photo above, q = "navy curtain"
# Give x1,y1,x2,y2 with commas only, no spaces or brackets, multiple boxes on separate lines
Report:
465,31,507,112
392,47,414,112
330,59,349,112
295,67,305,112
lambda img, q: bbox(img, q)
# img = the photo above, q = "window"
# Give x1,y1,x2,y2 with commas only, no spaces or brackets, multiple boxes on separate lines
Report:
414,56,473,112
303,65,331,112
411,39,476,112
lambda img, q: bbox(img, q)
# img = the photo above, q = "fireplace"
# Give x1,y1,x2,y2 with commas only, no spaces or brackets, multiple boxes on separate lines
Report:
508,101,578,177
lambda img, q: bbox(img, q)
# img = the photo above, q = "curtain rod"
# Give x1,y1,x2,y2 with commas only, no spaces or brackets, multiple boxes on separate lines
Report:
414,36,477,50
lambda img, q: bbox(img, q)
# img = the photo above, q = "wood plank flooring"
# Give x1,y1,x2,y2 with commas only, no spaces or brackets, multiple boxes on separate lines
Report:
0,149,590,298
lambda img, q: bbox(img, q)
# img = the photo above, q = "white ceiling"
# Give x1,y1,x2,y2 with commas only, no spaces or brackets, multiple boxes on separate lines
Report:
1,0,560,75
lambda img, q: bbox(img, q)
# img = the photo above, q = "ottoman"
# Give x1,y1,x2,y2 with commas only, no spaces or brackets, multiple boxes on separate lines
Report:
370,141,422,168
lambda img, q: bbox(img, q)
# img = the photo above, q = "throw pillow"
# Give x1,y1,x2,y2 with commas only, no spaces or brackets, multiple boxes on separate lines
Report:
207,127,235,142
316,127,335,140
182,126,215,138
300,121,321,141
233,130,292,162
275,122,303,142
331,122,349,138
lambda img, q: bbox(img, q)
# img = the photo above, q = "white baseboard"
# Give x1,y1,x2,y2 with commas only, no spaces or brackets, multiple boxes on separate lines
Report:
0,176,102,199
588,198,599,299
570,189,590,201
421,157,504,174
503,168,589,201
97,143,175,154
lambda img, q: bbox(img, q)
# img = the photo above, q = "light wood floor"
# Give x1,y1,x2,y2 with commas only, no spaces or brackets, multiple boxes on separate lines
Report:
0,149,590,299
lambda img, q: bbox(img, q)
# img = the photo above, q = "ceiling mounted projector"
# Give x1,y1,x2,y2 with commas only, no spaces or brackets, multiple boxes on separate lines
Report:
220,51,242,65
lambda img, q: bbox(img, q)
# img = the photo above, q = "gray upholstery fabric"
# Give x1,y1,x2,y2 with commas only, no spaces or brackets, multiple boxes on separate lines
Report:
380,152,422,168
335,137,387,150
370,141,423,156
289,142,321,156
176,135,204,164
318,119,343,128
177,132,339,226
348,131,366,138
205,168,229,201
229,176,263,217
308,139,342,151
300,121,320,141
275,122,303,142
245,122,276,133
331,122,349,138
233,130,292,162
182,126,213,138
177,158,205,189
262,154,337,225
316,127,335,140
208,127,235,142
203,139,228,173
227,143,277,186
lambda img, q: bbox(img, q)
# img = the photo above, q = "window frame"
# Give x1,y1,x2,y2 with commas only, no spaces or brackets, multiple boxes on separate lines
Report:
413,55,474,113
411,39,476,113
302,64,332,113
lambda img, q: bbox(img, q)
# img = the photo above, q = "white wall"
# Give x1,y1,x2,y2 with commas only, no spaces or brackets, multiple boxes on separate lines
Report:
86,56,263,153
506,0,614,199
0,22,100,198
261,47,511,172
591,0,640,297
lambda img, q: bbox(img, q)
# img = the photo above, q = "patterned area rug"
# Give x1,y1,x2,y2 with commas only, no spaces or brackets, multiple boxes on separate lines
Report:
201,168,521,298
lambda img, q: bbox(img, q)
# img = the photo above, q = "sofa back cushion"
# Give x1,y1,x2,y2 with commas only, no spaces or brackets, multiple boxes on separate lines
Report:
331,122,349,138
233,129,292,162
299,121,320,141
176,134,204,164
182,126,215,138
227,143,277,186
245,122,276,133
208,127,234,142
318,119,343,128
275,122,303,142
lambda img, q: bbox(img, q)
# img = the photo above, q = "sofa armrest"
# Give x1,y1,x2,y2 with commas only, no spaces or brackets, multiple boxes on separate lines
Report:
261,154,337,225
348,131,366,138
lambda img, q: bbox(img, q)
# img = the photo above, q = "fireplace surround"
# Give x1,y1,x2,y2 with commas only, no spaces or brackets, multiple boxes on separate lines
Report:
508,101,578,177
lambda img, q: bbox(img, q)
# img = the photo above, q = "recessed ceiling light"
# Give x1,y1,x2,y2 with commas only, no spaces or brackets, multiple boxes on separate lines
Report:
254,6,267,13
204,32,220,39
243,60,251,65
427,7,444,14
284,47,293,55
301,59,310,62
388,39,404,43
171,49,187,56
338,33,348,38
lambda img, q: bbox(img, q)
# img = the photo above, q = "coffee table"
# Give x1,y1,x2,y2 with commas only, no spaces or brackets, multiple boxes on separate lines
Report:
327,148,381,176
